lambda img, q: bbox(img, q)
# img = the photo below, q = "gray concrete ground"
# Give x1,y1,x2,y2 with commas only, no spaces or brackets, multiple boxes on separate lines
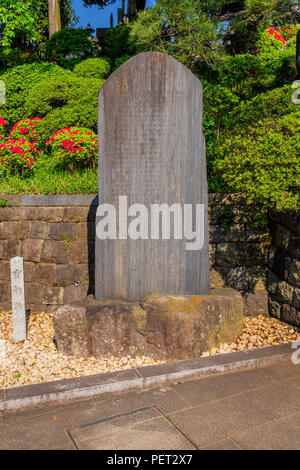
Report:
1,361,300,450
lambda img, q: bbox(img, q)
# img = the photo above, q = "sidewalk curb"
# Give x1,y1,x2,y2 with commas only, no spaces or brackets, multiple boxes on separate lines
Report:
0,342,296,412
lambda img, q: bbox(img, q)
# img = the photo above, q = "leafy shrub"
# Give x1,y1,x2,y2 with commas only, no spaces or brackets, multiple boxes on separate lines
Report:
225,85,295,130
0,48,39,70
36,102,98,145
219,54,262,98
203,81,239,132
9,117,43,142
74,57,111,79
45,28,99,69
0,139,39,177
25,75,84,117
0,63,73,127
25,76,104,118
45,127,98,170
113,54,133,71
214,110,300,212
104,24,133,58
25,76,103,144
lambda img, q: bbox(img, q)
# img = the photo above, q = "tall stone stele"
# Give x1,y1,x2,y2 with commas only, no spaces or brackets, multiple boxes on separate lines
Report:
96,52,210,301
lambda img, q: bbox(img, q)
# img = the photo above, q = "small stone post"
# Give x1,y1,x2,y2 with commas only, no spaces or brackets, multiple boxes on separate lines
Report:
10,256,26,342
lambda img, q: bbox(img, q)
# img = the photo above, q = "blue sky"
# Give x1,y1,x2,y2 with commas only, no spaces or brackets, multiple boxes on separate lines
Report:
72,0,155,30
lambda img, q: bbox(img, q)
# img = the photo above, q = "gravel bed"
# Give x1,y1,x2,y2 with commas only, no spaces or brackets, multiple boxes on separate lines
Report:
0,311,299,389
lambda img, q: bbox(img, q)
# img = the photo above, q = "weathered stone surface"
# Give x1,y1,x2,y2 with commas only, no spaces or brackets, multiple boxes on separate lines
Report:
29,221,49,239
41,240,68,264
0,207,13,221
225,266,248,291
215,243,243,267
210,268,225,289
246,267,267,291
209,225,245,243
53,305,91,356
63,284,90,304
53,289,244,360
48,223,75,240
33,263,56,285
96,51,210,300
293,287,300,309
244,291,269,316
0,261,10,280
277,280,294,304
0,280,11,301
0,221,15,239
2,239,21,259
56,264,91,286
140,289,244,360
67,241,89,264
21,239,44,262
288,259,300,287
42,286,64,305
268,295,281,319
25,282,43,305
63,207,88,222
74,222,95,240
13,207,40,221
272,224,290,250
281,303,300,327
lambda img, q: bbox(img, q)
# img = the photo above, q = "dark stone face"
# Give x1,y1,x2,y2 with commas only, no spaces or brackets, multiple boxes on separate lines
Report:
96,51,210,301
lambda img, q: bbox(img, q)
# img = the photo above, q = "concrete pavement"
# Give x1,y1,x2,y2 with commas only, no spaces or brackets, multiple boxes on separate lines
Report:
1,361,300,450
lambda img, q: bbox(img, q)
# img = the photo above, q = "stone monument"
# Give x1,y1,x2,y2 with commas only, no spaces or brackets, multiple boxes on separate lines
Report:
53,53,244,360
96,51,210,301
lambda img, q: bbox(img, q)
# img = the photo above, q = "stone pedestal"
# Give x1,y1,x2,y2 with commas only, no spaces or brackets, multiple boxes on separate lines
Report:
53,289,244,361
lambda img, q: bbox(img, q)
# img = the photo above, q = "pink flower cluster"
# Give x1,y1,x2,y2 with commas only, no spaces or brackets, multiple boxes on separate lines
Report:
9,117,43,142
265,26,295,44
46,127,98,169
0,139,38,168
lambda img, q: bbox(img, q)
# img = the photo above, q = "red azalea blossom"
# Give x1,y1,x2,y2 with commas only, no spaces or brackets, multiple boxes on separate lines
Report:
9,118,43,142
0,138,38,176
46,127,98,171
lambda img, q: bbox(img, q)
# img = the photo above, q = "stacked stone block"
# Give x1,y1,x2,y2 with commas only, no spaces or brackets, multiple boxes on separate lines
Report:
0,194,270,312
267,211,300,327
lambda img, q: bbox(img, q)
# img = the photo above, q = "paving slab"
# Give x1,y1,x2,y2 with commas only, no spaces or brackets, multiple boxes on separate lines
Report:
66,387,190,426
0,409,75,450
240,380,300,418
200,439,243,450
168,394,274,448
70,410,196,450
263,362,300,382
231,410,300,450
3,403,66,425
170,367,273,406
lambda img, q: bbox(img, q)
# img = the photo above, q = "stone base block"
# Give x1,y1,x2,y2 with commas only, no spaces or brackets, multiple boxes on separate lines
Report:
53,288,244,361
243,290,269,317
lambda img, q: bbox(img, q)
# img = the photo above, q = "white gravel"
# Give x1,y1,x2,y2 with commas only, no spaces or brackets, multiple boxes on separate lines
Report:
0,311,299,389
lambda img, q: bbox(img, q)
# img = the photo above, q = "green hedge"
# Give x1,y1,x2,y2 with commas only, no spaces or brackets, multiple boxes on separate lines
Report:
74,57,111,79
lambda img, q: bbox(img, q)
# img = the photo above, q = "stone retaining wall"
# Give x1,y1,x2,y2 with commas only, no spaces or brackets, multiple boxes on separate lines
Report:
0,194,270,313
267,211,300,327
